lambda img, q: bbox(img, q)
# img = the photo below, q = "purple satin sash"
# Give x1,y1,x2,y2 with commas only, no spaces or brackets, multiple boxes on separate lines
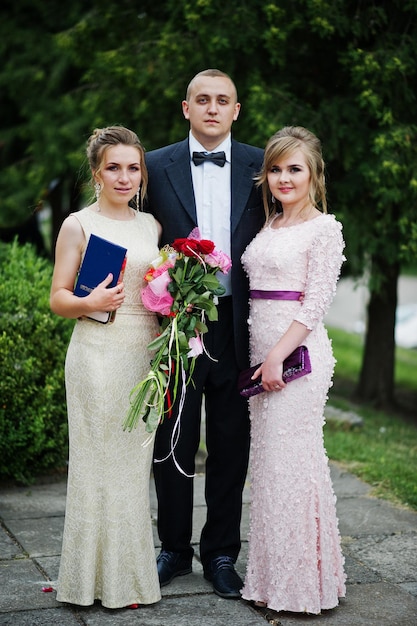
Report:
250,290,302,301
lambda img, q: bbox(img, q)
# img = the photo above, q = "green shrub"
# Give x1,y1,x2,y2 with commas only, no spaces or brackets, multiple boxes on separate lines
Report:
0,240,73,483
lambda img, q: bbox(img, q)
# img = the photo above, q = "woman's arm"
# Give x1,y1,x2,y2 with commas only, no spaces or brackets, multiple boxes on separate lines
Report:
253,320,311,391
50,215,125,319
255,217,345,391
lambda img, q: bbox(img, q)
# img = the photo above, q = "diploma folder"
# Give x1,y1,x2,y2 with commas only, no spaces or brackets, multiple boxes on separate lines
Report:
74,234,127,323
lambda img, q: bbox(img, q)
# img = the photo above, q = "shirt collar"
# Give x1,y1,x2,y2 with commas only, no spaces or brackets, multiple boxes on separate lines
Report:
189,132,231,163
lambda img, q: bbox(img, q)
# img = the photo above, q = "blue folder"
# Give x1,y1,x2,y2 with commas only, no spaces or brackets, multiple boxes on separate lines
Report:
74,234,127,323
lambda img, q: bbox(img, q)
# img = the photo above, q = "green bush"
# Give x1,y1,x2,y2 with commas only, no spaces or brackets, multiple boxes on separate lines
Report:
0,240,73,483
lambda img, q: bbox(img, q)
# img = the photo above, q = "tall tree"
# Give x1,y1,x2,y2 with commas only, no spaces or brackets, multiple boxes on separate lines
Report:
1,0,416,408
0,0,87,234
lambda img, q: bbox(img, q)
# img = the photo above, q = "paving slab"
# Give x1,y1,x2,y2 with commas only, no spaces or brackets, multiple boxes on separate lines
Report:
336,494,417,536
0,559,59,612
0,482,67,520
4,516,64,558
258,583,417,626
0,608,81,625
71,595,267,626
0,528,20,560
326,463,371,497
345,531,417,583
35,556,61,583
1,461,417,625
340,552,381,585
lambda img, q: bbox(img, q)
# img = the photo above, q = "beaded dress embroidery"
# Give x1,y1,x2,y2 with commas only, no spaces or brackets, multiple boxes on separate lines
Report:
57,208,161,608
241,214,346,614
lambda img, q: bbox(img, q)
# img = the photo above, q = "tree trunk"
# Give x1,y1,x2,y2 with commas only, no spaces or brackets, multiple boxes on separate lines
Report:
355,256,399,408
0,213,47,257
49,175,82,257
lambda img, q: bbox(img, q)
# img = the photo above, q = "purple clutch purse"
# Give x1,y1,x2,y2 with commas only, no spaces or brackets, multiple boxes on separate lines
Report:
238,346,311,398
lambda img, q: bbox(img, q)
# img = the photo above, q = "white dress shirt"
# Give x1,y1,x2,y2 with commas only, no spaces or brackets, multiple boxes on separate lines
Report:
189,132,232,295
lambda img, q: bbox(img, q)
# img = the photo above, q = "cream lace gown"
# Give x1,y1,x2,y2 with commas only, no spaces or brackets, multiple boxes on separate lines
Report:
240,214,346,614
56,208,161,608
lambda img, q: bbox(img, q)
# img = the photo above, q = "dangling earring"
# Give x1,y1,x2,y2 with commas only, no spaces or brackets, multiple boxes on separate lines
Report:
271,195,276,204
95,182,102,201
135,187,141,211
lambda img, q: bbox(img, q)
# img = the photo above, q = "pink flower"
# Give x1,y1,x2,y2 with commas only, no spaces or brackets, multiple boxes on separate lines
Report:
187,335,203,357
141,270,174,315
125,230,230,439
148,270,171,295
145,258,175,282
205,250,232,274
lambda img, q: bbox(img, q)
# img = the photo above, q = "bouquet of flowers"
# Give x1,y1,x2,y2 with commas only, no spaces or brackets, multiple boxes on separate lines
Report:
123,228,232,435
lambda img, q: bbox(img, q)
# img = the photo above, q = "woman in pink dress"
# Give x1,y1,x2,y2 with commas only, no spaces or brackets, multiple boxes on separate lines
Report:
241,126,346,614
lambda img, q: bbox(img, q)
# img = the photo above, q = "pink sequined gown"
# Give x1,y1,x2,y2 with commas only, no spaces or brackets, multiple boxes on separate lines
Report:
240,213,346,614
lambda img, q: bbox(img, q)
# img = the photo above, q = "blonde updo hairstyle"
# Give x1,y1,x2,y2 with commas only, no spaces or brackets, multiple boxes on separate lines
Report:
257,126,327,221
86,125,148,209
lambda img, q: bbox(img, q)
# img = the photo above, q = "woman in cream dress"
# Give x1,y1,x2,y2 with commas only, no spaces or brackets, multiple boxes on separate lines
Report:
50,126,161,609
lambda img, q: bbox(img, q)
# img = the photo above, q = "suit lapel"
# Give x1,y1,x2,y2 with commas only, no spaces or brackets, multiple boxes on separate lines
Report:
231,141,259,234
161,139,258,231
164,139,197,223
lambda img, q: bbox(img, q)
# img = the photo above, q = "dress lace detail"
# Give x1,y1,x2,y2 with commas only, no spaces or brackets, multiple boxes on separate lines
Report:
240,213,346,614
56,208,161,608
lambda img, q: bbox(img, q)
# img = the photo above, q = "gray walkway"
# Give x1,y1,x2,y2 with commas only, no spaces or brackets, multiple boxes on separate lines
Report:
0,462,416,625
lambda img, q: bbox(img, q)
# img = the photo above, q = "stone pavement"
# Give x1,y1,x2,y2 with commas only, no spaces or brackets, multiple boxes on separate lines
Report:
0,462,416,626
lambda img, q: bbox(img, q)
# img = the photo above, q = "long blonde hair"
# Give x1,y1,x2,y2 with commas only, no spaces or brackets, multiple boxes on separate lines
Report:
257,126,327,220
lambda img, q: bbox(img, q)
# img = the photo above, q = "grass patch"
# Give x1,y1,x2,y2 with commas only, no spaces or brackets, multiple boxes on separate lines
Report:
326,326,417,511
328,326,417,399
396,344,417,389
328,327,363,381
324,400,417,510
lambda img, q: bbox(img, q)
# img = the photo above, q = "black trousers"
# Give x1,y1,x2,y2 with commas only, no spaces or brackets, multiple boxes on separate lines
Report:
153,297,250,568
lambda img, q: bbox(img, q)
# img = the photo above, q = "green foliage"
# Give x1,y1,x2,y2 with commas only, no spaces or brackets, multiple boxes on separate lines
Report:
326,325,417,509
1,0,416,405
124,244,225,432
325,402,417,510
0,0,89,225
0,240,73,483
328,326,364,382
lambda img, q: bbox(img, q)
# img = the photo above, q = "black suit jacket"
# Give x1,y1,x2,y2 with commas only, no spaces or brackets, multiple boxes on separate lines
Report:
145,138,264,369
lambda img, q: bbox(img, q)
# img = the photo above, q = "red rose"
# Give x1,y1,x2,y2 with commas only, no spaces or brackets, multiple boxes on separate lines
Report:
172,238,199,256
172,238,187,252
172,237,215,256
172,238,191,254
197,239,215,254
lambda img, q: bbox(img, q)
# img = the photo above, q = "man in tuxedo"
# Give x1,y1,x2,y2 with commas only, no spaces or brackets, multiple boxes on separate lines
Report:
145,69,264,599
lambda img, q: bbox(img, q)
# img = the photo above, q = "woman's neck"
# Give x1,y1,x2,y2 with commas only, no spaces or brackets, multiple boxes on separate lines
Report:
93,201,135,221
277,203,317,227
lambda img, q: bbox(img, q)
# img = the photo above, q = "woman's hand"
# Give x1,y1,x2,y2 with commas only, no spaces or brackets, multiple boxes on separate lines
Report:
254,321,311,392
87,274,125,313
252,356,286,393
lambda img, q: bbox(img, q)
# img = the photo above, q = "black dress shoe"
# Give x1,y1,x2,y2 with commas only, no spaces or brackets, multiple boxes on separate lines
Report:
157,550,192,587
204,556,243,599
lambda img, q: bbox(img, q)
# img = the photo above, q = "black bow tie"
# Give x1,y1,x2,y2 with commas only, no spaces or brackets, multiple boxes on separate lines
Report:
192,151,226,167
